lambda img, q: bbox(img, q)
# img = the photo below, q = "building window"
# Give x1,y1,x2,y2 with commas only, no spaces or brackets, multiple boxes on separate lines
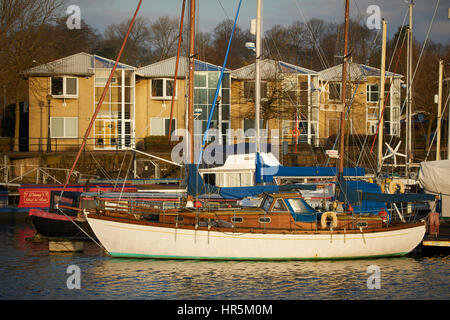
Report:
367,84,379,102
243,119,265,132
243,81,267,101
50,117,78,138
151,79,176,99
282,120,318,146
51,77,78,98
329,83,341,101
150,117,176,136
193,71,231,143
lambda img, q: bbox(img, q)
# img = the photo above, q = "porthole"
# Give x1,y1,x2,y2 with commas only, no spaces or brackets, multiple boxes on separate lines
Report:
356,221,368,228
259,217,271,223
231,217,243,223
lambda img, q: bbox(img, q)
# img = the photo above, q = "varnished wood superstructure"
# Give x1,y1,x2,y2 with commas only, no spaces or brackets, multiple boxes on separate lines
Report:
90,192,408,236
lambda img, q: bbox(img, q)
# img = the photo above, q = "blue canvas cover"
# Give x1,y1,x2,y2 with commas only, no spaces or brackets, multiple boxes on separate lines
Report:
337,175,435,215
256,156,366,183
219,184,317,199
186,164,220,197
284,198,320,223
187,164,316,199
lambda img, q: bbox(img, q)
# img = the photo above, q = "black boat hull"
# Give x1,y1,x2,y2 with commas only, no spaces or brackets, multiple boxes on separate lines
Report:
30,212,96,240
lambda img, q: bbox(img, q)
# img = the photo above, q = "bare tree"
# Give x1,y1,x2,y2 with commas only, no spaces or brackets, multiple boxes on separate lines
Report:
0,0,64,150
100,16,152,66
148,16,180,61
208,19,253,69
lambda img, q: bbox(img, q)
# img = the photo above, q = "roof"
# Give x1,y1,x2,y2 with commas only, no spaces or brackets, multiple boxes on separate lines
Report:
22,52,135,77
267,192,301,199
137,56,229,78
319,62,403,82
232,59,318,80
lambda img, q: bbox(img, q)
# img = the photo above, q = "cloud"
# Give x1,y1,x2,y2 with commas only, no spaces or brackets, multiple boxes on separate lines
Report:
67,0,448,43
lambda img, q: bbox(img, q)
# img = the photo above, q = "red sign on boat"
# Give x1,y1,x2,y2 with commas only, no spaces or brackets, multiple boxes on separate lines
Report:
20,190,51,207
18,184,137,208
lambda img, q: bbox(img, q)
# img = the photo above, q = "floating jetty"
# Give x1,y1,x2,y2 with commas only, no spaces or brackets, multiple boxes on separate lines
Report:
421,220,450,254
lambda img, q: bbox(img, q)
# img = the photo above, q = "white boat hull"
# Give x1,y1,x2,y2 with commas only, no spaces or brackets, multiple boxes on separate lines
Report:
86,215,425,260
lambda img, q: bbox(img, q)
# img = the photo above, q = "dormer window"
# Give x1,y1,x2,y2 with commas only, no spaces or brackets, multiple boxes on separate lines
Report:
151,78,176,100
51,76,78,98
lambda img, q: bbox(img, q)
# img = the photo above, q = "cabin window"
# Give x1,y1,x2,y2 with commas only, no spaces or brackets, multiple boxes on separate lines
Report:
356,221,368,228
80,199,97,209
51,76,78,98
151,78,176,99
286,198,315,213
175,216,184,222
203,173,216,186
231,217,243,223
262,197,273,211
259,217,271,223
272,199,288,212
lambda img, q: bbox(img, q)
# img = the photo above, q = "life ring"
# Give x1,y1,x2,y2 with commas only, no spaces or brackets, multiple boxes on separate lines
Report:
321,211,338,230
388,179,405,194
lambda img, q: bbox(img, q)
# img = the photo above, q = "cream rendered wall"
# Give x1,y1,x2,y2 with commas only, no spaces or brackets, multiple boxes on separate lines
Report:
28,75,94,151
135,77,187,143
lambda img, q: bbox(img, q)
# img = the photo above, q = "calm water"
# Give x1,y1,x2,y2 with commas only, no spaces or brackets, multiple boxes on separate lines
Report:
0,220,449,300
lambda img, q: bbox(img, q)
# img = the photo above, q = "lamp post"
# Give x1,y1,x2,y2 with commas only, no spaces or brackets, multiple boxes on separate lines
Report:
46,94,52,152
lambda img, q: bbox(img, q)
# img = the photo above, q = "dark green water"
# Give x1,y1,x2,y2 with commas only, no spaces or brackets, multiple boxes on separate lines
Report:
0,220,448,300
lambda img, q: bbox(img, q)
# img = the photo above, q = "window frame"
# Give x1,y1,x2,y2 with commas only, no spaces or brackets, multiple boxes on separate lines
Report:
328,83,341,102
150,78,177,100
366,84,379,103
243,81,268,101
51,76,79,98
149,117,177,136
50,117,78,138
231,217,244,224
258,216,271,224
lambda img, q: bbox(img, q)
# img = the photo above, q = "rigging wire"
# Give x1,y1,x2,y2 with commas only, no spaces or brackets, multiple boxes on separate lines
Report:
380,0,441,176
424,94,450,161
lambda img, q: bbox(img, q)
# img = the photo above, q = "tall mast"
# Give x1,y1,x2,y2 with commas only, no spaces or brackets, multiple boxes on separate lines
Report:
378,19,387,172
168,0,186,143
406,1,413,176
188,0,195,164
255,0,262,154
437,59,443,160
338,0,350,175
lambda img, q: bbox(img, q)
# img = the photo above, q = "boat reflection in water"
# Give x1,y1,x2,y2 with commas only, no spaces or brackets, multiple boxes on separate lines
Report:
82,255,447,300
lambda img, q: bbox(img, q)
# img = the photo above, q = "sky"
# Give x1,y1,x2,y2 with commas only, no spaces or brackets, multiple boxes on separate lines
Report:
71,0,449,44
